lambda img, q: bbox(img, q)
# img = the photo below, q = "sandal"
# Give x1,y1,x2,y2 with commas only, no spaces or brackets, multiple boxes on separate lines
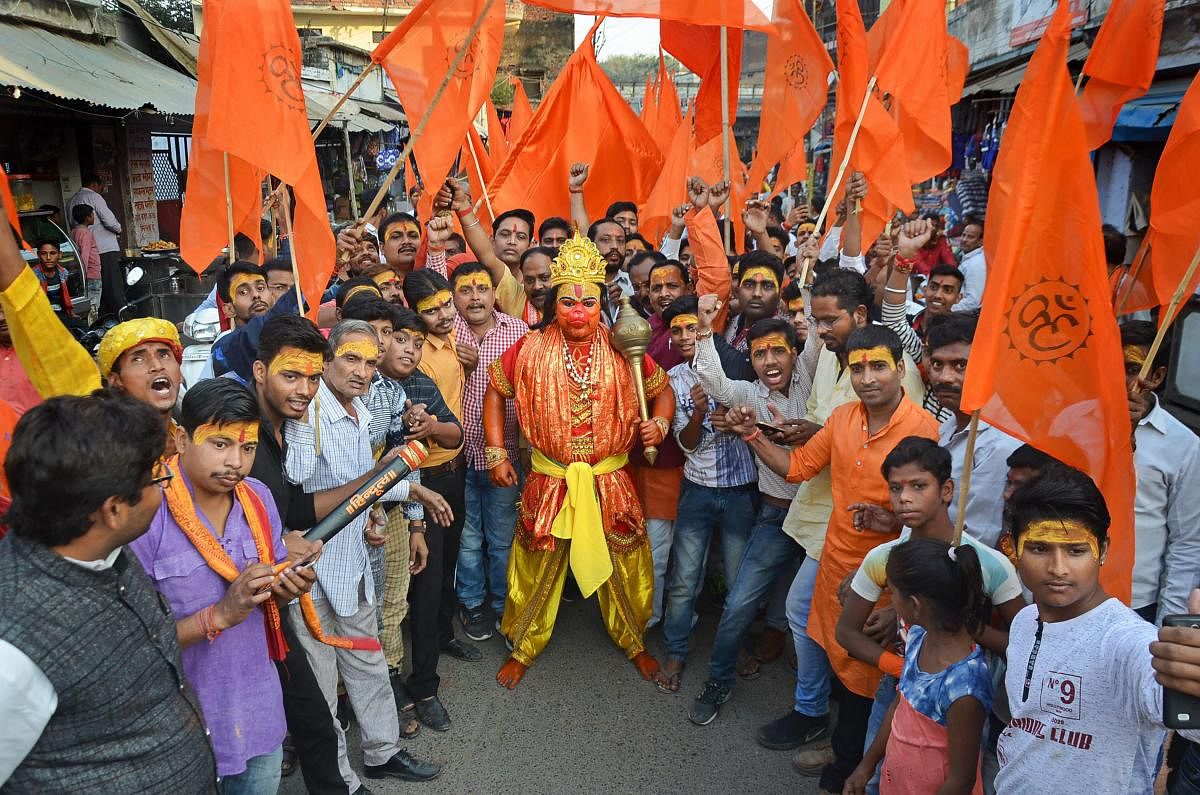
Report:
280,737,298,778
655,658,685,694
391,679,422,738
400,715,422,739
736,648,763,680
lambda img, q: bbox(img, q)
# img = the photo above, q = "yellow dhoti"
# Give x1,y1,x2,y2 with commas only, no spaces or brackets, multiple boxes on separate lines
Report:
499,450,654,666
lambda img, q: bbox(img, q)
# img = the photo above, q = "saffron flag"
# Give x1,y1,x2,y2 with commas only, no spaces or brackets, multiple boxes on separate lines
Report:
640,73,656,130
747,0,832,193
960,0,1135,602
508,77,533,142
489,23,663,229
661,22,742,145
870,0,953,183
374,0,505,216
521,0,771,30
1144,72,1200,312
1078,0,1165,151
643,51,683,147
485,99,509,173
639,104,694,243
830,0,912,248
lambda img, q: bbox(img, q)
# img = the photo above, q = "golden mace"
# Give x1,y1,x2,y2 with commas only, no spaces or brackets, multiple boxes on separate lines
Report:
611,296,657,465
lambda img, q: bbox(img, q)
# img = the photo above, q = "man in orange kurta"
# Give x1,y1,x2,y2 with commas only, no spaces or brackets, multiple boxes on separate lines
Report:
482,233,675,689
729,324,938,793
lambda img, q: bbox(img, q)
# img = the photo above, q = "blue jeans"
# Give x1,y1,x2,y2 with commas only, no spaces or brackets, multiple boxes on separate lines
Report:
662,479,760,660
1170,739,1200,794
456,466,520,614
862,673,898,795
788,555,832,716
707,501,804,684
220,745,283,795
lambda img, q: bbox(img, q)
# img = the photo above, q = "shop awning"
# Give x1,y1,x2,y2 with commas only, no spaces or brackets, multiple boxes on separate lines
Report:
302,84,396,134
1113,92,1183,143
962,43,1089,97
0,20,198,115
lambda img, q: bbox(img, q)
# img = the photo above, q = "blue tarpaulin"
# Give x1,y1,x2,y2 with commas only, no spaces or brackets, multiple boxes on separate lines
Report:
1113,92,1184,143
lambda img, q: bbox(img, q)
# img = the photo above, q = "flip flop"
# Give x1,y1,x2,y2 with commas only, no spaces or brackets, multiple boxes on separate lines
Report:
736,649,763,680
655,658,685,694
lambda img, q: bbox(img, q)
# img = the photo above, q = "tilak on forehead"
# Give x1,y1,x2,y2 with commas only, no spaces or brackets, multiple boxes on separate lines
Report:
847,346,897,370
750,332,792,355
787,298,805,313
229,272,264,295
268,347,324,377
669,313,699,330
193,421,260,446
343,284,381,304
335,338,381,360
415,289,452,313
455,272,493,291
1122,345,1148,366
371,270,400,286
650,263,685,288
739,266,779,288
1017,519,1101,560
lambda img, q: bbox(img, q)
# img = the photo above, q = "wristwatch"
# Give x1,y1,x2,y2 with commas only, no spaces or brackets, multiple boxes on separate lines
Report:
409,520,427,534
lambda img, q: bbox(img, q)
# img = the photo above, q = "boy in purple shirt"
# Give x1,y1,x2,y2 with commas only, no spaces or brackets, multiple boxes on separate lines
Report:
131,379,320,793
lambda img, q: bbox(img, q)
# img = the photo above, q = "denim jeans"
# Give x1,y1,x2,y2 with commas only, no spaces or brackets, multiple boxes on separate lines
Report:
661,479,760,661
456,466,520,615
862,673,898,795
707,501,805,684
787,555,832,716
1169,739,1200,794
220,745,283,795
646,518,675,627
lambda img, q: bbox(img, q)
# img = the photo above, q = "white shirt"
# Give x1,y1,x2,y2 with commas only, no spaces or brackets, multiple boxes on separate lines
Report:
818,225,842,261
1132,397,1200,618
66,187,122,254
954,247,986,314
940,416,1023,548
284,379,410,616
996,599,1171,795
0,548,122,784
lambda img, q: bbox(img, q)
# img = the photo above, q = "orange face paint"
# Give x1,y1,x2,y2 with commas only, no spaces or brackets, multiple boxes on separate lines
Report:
335,339,381,361
268,347,324,377
193,421,260,447
229,273,265,297
669,313,699,330
416,290,452,313
1017,519,1101,560
454,272,493,292
847,346,897,370
739,266,780,289
750,332,792,356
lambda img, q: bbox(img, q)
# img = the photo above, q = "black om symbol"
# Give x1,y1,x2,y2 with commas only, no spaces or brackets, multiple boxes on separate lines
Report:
1016,290,1083,356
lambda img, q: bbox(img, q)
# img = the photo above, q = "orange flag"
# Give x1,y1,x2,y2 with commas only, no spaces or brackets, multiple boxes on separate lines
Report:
960,0,1135,603
643,51,683,149
769,141,809,201
1078,0,1165,151
485,99,509,173
508,77,533,142
521,0,771,30
1144,72,1200,312
0,169,27,249
489,23,663,228
831,0,912,248
870,0,953,184
184,0,333,319
465,125,496,225
661,22,742,145
373,0,504,214
747,0,832,193
639,104,694,243
946,36,970,104
640,73,657,130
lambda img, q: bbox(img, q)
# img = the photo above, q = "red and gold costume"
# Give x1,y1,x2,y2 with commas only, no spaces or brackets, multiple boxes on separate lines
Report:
484,233,672,672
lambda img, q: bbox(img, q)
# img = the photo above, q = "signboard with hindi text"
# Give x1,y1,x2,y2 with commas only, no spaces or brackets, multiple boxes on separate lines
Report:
126,127,159,247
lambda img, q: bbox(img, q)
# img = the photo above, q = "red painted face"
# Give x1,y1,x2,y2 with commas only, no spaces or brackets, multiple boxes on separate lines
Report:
556,282,603,341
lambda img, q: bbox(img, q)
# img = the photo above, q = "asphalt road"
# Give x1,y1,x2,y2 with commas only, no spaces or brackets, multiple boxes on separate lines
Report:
281,595,822,795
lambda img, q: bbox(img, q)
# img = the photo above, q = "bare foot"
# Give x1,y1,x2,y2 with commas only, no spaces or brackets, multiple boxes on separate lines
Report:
497,657,528,689
632,651,660,681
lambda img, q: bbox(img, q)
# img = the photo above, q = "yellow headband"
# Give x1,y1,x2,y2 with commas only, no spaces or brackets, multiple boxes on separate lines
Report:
335,339,381,361
848,346,897,370
1123,345,1148,367
1017,519,1101,560
750,332,792,356
787,298,805,313
371,270,400,287
98,317,182,377
229,273,264,297
192,421,260,447
454,272,493,291
670,313,699,330
416,289,452,313
343,284,381,304
268,347,324,377
740,266,779,288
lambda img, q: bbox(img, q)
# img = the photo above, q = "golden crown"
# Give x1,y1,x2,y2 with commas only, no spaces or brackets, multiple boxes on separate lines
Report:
550,230,607,288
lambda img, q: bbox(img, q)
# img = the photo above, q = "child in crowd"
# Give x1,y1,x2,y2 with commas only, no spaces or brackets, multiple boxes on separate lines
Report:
69,204,100,316
845,537,993,795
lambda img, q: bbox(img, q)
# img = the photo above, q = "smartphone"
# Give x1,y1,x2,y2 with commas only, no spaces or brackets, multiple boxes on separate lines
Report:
1163,614,1200,729
756,422,785,436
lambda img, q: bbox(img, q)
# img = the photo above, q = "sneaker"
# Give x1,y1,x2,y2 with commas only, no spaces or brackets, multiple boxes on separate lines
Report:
756,710,829,750
791,741,834,777
687,680,732,726
460,605,493,641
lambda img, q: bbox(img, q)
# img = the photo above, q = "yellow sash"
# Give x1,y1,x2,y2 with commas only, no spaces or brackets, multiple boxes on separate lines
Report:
531,448,628,598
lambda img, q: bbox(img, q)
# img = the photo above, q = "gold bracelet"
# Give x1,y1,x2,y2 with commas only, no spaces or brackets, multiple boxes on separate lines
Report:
484,446,509,469
652,416,670,438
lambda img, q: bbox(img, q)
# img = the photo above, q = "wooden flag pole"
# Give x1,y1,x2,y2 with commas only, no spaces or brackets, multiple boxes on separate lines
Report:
279,187,305,314
222,152,236,266
311,62,378,139
342,124,361,219
1115,237,1151,315
358,0,496,226
796,76,878,288
719,25,733,254
952,410,981,545
467,136,496,223
1137,240,1200,382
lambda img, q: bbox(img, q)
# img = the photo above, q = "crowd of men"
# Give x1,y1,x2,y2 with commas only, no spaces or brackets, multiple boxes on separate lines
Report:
3,163,1200,795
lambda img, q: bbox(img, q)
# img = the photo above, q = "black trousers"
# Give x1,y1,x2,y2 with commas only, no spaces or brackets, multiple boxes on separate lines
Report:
277,612,349,794
406,463,466,700
819,676,875,793
99,250,125,317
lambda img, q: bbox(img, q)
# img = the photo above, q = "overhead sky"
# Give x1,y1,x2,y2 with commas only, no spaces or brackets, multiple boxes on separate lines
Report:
572,0,775,59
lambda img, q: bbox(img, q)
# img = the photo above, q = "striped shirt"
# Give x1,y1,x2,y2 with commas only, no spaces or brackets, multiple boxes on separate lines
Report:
879,300,955,424
454,310,528,469
668,362,757,488
283,378,411,617
363,371,424,521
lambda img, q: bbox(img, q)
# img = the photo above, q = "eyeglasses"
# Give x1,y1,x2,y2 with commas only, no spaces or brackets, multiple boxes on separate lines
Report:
151,461,174,489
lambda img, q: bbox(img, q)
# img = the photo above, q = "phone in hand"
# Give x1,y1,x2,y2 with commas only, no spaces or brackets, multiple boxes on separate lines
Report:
756,421,785,437
1163,614,1200,729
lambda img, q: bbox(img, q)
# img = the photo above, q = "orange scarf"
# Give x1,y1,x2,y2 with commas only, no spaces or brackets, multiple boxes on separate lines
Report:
162,456,381,655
